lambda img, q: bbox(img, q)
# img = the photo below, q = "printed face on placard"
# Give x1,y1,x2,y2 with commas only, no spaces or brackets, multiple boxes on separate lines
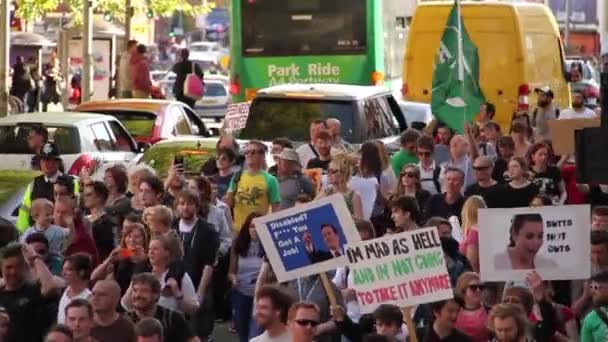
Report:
479,205,591,282
253,194,360,282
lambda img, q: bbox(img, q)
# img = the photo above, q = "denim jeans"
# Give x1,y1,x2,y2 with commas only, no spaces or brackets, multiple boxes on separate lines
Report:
232,290,261,342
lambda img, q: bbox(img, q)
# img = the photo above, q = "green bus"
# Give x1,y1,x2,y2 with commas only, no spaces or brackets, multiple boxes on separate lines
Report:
229,0,409,102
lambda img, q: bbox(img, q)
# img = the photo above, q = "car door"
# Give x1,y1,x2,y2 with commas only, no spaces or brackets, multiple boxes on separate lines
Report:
106,120,139,164
87,121,130,171
181,105,212,137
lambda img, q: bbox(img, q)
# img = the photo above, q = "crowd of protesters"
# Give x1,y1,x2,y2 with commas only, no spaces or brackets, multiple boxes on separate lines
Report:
0,85,606,342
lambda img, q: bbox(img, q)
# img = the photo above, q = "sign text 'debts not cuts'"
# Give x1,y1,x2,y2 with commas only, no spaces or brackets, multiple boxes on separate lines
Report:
346,227,453,313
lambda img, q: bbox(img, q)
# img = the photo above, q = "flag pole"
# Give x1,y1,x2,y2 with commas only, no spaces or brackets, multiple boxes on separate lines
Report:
456,0,466,130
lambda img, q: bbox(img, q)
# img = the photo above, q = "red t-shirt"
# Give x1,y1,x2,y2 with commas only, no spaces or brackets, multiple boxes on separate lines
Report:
64,216,100,267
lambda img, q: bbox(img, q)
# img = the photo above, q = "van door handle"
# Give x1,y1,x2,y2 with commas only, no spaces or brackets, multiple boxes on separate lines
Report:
423,89,429,95
497,90,503,95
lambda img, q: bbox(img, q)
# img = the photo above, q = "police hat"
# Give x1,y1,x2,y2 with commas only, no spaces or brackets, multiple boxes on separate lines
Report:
40,141,62,160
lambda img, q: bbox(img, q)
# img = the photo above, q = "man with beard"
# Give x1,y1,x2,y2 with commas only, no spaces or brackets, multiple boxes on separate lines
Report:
251,285,294,342
560,89,598,120
531,86,559,141
125,273,197,342
581,271,608,341
488,304,532,342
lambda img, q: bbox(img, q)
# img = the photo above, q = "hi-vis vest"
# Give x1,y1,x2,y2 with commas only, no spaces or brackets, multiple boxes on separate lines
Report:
17,175,79,233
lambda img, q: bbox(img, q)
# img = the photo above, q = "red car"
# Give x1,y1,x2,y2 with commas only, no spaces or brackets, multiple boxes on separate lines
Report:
75,99,212,145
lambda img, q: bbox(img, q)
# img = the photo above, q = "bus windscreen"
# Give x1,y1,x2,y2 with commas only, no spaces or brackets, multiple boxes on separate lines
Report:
241,0,366,56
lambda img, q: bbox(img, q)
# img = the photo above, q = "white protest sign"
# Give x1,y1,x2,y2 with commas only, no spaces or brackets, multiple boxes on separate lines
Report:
345,227,453,313
222,102,250,133
479,205,591,282
253,194,361,283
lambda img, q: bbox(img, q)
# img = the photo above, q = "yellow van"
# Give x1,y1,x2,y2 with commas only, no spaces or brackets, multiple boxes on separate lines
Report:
402,1,570,130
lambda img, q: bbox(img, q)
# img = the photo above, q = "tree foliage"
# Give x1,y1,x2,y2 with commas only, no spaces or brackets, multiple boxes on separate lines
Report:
16,0,214,24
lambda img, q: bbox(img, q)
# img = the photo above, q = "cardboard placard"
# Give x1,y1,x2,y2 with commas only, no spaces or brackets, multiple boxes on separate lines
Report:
479,205,591,282
253,194,360,282
345,227,452,313
548,117,600,155
222,102,251,133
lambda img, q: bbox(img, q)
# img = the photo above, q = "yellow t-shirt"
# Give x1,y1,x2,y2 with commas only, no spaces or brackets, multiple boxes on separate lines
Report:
228,170,280,232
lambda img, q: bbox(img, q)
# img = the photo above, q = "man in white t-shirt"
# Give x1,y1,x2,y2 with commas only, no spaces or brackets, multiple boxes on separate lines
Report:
559,90,598,120
251,285,294,342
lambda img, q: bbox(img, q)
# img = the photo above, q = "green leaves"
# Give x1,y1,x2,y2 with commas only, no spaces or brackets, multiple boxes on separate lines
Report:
15,0,215,24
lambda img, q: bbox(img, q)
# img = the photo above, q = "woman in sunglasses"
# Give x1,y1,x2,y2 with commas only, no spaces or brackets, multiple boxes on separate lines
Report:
494,213,556,270
394,163,430,213
454,272,489,342
316,154,363,220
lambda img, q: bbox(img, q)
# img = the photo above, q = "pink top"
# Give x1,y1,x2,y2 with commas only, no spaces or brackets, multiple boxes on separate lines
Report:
459,227,479,270
454,306,489,342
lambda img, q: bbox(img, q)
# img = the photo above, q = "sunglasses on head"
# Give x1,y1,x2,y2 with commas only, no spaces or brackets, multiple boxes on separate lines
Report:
468,284,485,291
295,319,320,327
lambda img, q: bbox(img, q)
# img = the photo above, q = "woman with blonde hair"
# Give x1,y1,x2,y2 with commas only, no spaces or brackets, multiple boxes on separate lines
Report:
317,154,363,219
454,272,489,342
374,141,398,198
459,196,487,272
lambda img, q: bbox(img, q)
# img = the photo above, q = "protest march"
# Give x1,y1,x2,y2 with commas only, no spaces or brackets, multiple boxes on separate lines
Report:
3,1,608,342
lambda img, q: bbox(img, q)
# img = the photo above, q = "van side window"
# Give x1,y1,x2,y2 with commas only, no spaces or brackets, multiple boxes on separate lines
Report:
90,122,117,152
362,97,399,139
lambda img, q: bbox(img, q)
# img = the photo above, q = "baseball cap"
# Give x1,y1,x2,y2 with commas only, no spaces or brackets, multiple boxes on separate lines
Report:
534,86,554,98
278,148,301,166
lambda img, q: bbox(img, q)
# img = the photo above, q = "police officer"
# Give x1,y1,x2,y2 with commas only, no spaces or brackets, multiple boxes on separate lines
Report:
17,141,78,233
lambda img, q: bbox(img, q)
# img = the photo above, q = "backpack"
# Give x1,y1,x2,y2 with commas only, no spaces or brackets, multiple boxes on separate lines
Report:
532,107,560,125
430,167,442,194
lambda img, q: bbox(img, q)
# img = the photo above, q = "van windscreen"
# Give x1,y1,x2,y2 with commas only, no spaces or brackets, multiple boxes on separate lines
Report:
238,98,354,142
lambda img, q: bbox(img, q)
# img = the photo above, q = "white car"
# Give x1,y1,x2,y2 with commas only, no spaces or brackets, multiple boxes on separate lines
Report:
0,112,144,176
189,41,222,57
397,100,433,130
194,79,230,120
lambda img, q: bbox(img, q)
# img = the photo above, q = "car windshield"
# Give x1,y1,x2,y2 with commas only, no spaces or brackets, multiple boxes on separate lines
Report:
239,98,354,142
205,83,227,96
191,45,212,52
88,110,156,139
0,125,80,154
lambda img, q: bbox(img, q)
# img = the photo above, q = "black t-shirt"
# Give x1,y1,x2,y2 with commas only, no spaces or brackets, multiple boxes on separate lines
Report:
91,213,116,261
127,306,195,342
464,182,505,208
530,166,562,201
423,194,465,221
178,219,219,289
114,259,151,295
492,158,509,183
589,186,608,206
307,158,331,171
0,282,58,342
211,173,234,200
496,183,539,208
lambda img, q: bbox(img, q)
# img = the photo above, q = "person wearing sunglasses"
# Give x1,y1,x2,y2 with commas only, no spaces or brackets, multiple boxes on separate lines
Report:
288,302,320,342
225,140,281,233
464,156,503,208
581,271,608,342
394,163,430,213
494,213,556,271
454,272,488,342
416,135,442,196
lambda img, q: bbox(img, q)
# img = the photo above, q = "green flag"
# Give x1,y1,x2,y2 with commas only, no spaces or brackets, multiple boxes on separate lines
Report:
431,0,485,133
